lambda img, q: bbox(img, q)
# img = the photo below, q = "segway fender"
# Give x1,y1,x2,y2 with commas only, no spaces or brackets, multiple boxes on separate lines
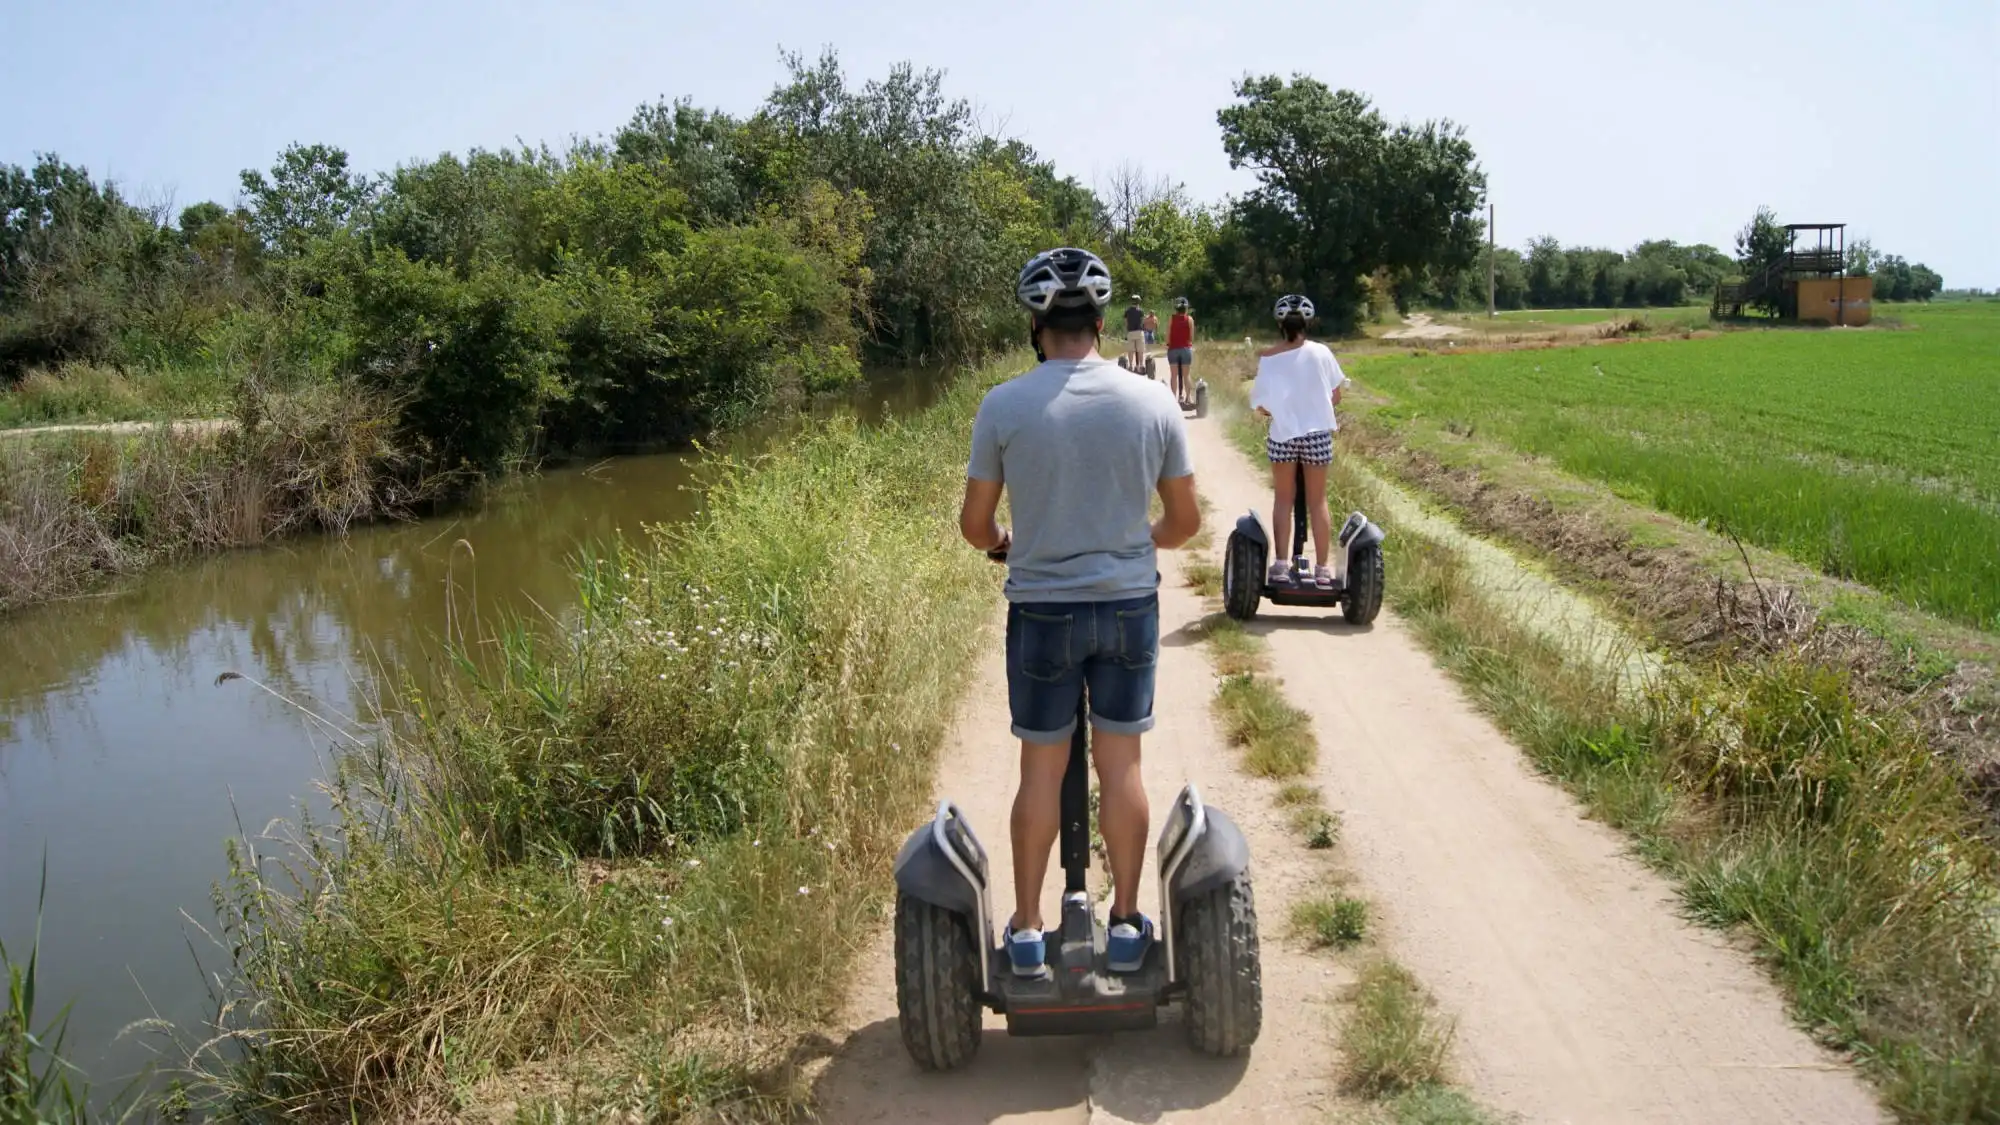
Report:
1155,784,1253,984
1336,513,1384,580
893,801,991,918
1232,512,1268,550
1168,806,1251,899
1338,512,1384,551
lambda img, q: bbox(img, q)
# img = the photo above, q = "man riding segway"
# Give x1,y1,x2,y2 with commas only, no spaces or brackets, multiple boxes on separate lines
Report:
890,248,1263,1068
1123,293,1147,373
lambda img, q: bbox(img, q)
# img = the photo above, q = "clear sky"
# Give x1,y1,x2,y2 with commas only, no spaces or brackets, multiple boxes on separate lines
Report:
5,0,1995,287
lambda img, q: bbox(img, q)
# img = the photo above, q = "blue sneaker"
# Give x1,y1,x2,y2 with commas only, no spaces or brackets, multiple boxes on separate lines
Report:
1107,913,1155,973
1005,924,1048,978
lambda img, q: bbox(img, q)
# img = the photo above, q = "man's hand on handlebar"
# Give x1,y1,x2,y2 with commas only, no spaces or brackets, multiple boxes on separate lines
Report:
984,527,1011,562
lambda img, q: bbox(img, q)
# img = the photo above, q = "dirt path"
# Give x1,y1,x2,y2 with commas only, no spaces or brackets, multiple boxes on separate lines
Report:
812,365,1885,1123
1175,400,1886,1123
0,418,231,441
1380,313,1461,341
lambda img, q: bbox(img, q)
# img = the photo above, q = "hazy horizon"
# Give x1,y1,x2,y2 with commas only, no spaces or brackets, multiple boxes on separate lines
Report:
5,0,1994,287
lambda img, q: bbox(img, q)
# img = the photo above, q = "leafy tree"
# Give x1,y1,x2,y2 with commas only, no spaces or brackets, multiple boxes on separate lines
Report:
614,99,758,225
240,143,372,253
759,48,1053,359
1910,263,1942,301
1525,237,1563,307
372,147,554,276
1735,206,1788,274
1844,237,1876,277
1212,76,1483,330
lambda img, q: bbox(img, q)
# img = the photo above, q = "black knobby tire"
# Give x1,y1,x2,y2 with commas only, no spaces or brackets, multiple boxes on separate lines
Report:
1222,531,1262,622
1342,540,1385,626
1194,384,1209,419
1145,356,1158,378
894,893,983,1070
1179,874,1262,1056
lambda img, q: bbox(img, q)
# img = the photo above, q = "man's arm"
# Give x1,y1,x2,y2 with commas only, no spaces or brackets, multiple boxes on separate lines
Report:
1152,474,1200,550
1152,408,1200,549
962,398,1009,553
960,477,1007,552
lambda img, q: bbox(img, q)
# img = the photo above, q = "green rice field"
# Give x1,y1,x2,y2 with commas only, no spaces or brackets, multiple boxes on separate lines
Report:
1351,302,2000,630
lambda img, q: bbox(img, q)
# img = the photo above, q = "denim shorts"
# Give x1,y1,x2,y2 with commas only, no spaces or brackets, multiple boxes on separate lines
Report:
1167,347,1193,367
1005,594,1159,744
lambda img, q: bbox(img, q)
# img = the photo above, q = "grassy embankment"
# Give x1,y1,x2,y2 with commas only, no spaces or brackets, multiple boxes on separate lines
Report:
164,356,1015,1121
1207,338,2000,1122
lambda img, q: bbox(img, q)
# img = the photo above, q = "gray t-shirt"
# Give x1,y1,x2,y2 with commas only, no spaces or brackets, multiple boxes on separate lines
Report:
968,356,1194,603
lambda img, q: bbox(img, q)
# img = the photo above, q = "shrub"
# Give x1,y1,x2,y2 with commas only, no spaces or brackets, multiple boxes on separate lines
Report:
346,253,565,482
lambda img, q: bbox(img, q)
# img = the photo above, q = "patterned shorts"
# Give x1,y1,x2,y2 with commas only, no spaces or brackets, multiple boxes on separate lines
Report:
1266,429,1333,465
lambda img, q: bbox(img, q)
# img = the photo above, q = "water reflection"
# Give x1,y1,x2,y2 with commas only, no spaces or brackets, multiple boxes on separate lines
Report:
0,364,956,1094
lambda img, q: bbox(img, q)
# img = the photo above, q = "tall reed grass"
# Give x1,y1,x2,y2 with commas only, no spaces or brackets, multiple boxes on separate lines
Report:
0,381,408,612
173,358,1011,1119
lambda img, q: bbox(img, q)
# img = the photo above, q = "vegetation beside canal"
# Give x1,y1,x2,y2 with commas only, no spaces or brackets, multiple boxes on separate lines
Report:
178,354,1011,1119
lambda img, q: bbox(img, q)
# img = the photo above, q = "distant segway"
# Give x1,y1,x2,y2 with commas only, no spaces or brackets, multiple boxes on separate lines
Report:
891,541,1263,1069
1222,462,1384,624
1116,353,1160,380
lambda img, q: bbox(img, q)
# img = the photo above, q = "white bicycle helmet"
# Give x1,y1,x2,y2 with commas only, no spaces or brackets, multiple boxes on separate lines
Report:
1274,294,1315,320
1016,248,1115,314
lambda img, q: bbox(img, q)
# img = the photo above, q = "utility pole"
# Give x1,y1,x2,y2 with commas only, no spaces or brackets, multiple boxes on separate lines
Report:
1487,201,1497,318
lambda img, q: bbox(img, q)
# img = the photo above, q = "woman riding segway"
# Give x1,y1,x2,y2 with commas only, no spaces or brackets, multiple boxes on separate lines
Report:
1249,295,1348,589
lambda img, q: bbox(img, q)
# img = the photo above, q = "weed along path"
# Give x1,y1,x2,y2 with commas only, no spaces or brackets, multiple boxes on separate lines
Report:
1172,400,1888,1123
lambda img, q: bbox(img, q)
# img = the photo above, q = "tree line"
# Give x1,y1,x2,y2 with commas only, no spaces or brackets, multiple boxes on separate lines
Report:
2,67,1497,476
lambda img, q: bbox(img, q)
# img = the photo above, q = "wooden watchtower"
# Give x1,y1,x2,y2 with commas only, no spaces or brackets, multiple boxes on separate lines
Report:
1712,223,1872,325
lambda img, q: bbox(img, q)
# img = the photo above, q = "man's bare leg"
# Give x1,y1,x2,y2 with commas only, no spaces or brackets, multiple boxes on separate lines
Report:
1092,728,1148,918
1010,737,1071,930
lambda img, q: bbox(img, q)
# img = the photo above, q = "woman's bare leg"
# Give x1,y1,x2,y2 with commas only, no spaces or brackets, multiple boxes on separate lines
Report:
1270,461,1297,561
1303,462,1332,566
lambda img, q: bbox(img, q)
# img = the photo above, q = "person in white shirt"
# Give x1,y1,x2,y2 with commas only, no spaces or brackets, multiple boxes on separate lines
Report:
1249,294,1348,588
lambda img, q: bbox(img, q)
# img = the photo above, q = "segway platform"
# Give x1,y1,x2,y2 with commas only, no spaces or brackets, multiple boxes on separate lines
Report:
1222,465,1385,624
891,706,1262,1069
992,890,1165,1036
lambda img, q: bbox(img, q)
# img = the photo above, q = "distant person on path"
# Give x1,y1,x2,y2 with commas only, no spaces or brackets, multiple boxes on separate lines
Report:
1250,293,1346,589
1124,295,1147,370
1167,297,1195,406
961,249,1200,981
1142,308,1159,348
